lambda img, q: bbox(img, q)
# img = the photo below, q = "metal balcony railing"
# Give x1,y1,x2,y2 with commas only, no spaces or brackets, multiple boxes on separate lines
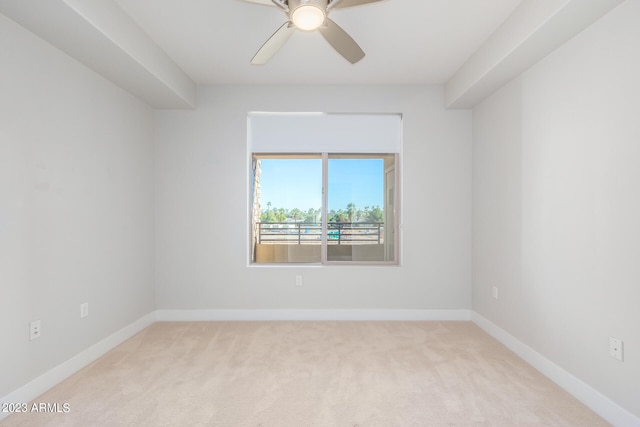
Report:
257,222,384,245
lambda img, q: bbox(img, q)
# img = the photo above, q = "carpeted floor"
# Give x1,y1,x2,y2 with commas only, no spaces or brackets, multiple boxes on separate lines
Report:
2,321,609,426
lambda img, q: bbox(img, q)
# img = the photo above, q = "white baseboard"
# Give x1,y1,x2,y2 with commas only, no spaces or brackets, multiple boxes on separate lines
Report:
155,308,472,322
471,312,640,427
0,312,155,422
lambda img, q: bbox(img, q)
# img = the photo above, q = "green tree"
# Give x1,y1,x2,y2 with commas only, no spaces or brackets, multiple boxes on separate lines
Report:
261,205,281,223
330,209,349,223
305,208,320,223
367,206,384,222
261,201,273,222
289,208,303,222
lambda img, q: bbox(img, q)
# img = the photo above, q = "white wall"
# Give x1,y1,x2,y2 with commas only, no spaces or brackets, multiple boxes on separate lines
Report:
154,85,472,311
0,14,155,398
473,0,639,419
2,0,636,419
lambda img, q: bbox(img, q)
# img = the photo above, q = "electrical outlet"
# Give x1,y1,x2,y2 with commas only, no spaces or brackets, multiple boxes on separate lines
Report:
295,275,303,287
609,337,623,361
80,302,89,319
492,286,498,300
30,320,41,341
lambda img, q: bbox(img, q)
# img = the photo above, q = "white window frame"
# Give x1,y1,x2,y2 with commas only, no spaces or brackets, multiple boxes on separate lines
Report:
249,152,400,266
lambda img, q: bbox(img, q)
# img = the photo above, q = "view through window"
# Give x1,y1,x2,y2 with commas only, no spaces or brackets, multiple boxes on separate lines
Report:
250,153,397,264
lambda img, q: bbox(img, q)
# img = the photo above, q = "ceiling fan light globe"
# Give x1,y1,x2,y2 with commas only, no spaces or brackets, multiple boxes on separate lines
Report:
291,5,326,31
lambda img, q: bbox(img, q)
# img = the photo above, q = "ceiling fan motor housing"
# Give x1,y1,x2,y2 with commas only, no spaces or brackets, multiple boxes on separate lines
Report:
289,0,329,31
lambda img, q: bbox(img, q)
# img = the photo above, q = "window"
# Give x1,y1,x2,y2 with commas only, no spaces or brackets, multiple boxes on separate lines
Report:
327,154,396,263
250,153,398,264
251,154,323,264
248,112,401,265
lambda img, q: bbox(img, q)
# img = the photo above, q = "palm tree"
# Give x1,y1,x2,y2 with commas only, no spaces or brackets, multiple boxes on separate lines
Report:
305,207,319,223
289,208,302,222
346,203,357,223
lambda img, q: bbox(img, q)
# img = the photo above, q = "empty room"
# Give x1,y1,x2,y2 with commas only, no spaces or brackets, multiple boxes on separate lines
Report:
0,0,638,425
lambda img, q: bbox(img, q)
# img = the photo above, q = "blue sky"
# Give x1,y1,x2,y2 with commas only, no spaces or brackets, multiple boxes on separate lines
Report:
259,159,384,211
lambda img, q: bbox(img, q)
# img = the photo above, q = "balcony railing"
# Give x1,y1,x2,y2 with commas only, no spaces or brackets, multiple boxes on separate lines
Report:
257,222,384,245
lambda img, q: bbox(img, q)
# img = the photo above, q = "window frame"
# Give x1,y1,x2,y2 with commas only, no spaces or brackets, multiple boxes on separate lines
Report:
249,152,400,266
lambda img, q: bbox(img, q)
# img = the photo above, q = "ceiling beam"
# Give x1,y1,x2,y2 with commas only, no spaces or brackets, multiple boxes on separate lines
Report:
445,0,624,109
0,0,196,109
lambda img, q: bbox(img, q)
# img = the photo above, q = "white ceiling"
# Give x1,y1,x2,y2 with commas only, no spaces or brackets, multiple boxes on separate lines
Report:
112,0,522,85
0,0,623,108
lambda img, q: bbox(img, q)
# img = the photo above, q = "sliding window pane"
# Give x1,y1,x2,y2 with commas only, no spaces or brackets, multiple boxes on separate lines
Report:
327,154,396,262
251,154,322,263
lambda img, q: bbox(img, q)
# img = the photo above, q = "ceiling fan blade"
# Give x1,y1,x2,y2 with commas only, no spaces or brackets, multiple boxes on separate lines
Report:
237,0,276,6
329,0,384,9
318,18,365,64
251,22,296,65
237,0,288,11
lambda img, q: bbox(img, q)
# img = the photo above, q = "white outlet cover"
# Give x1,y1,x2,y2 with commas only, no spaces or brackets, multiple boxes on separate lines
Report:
30,320,41,341
80,302,89,318
609,336,623,361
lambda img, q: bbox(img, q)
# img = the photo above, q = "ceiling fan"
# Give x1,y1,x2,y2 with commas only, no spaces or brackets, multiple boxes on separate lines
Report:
240,0,383,65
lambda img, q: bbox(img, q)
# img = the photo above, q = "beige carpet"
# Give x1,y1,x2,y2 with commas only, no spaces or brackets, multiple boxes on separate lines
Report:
2,321,609,426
